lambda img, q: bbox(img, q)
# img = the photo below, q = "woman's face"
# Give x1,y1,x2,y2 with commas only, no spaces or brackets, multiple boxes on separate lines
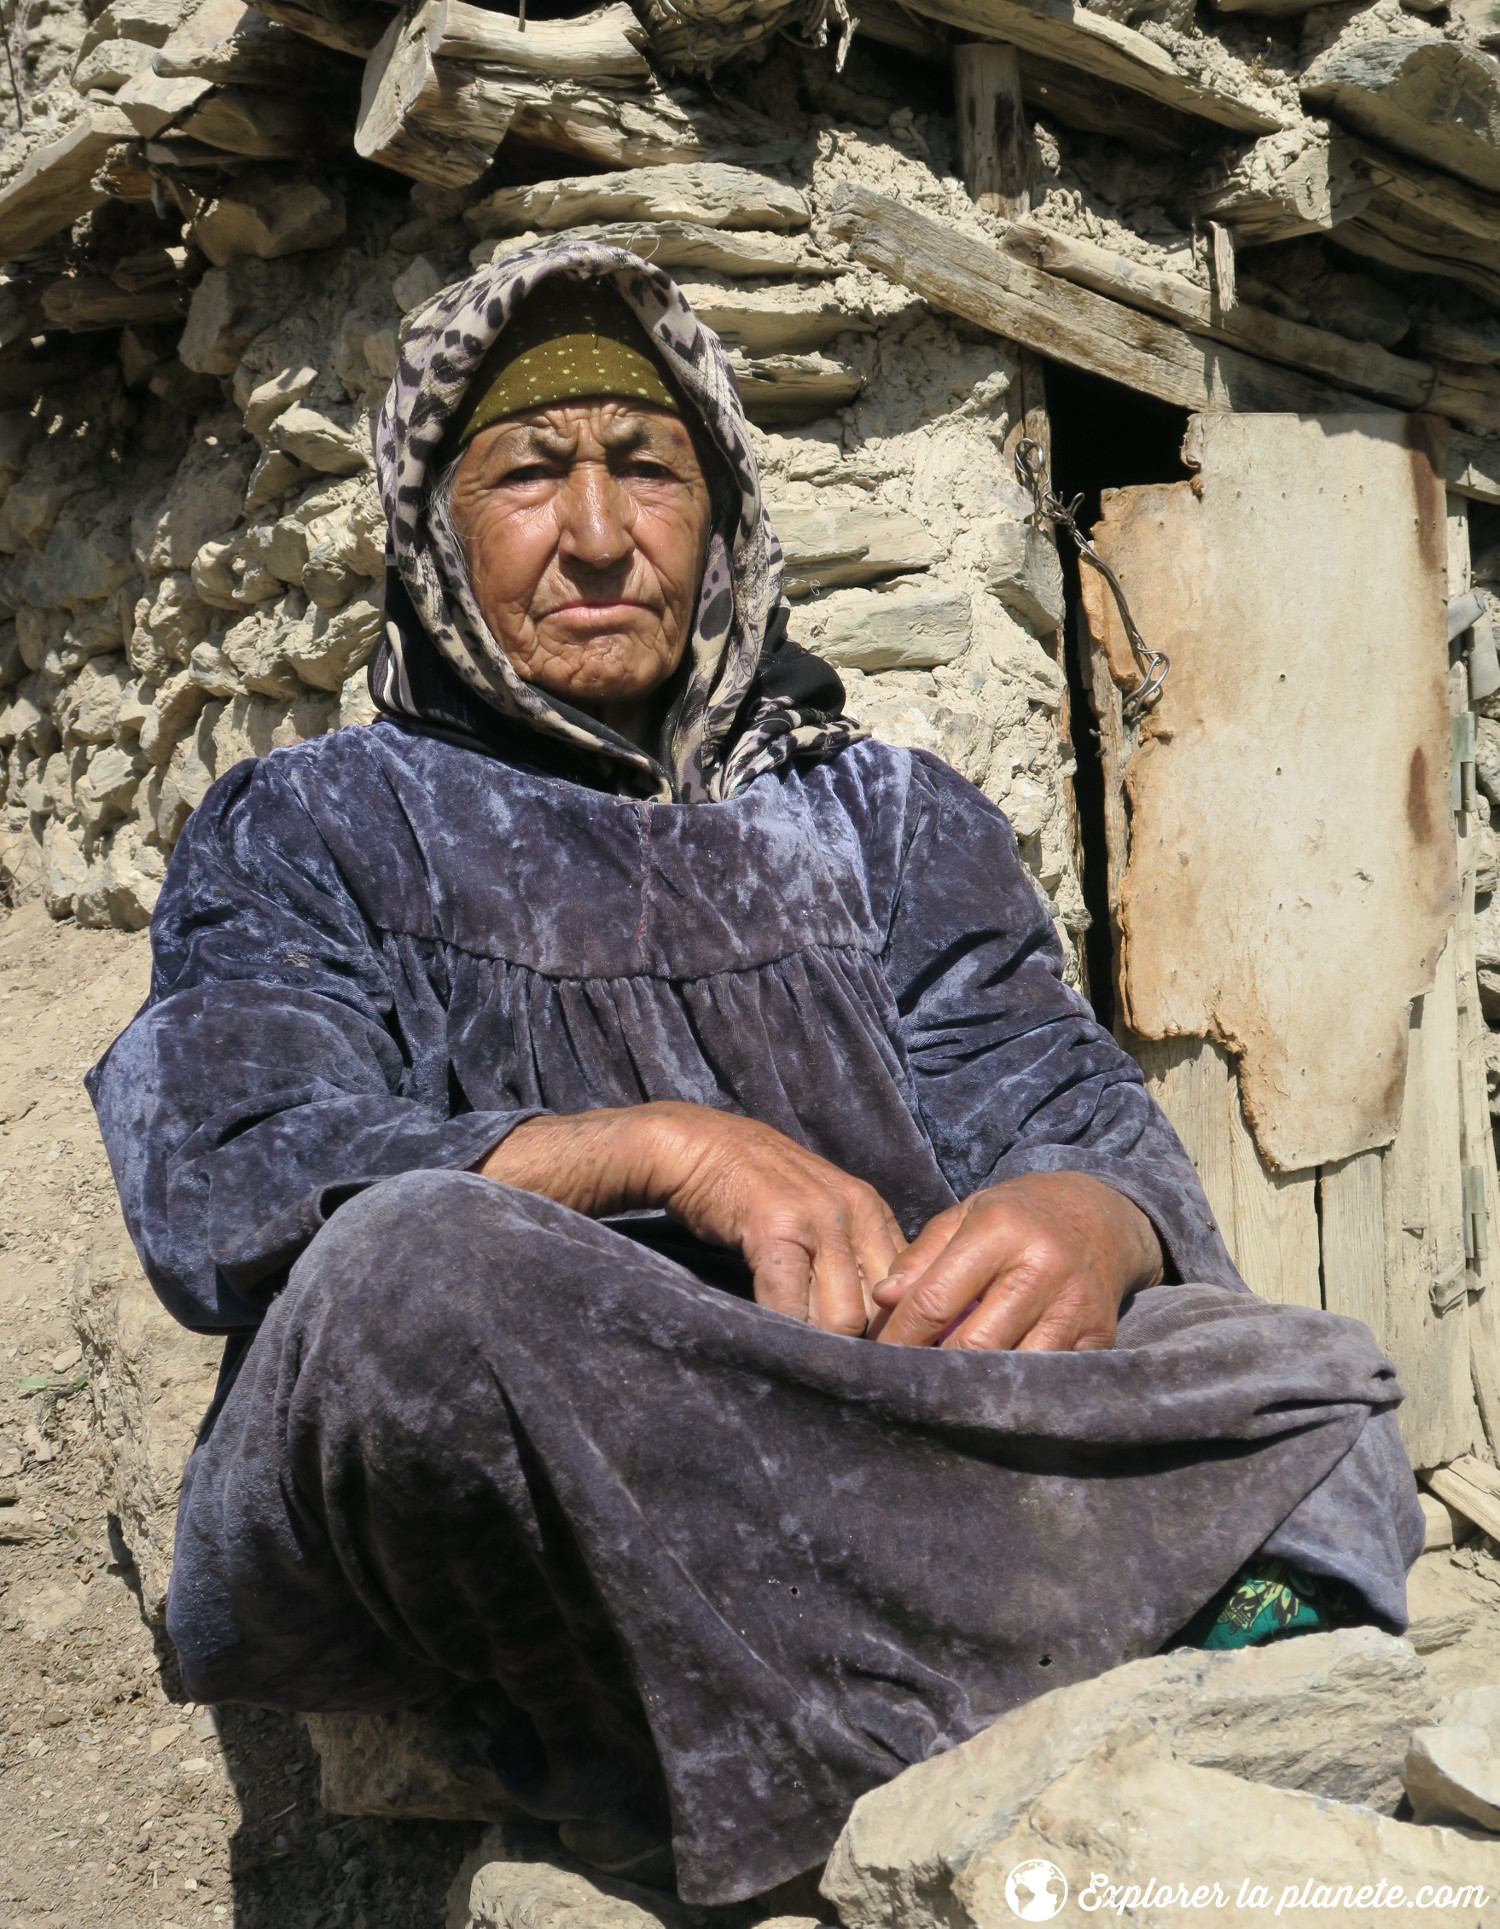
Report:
448,398,714,743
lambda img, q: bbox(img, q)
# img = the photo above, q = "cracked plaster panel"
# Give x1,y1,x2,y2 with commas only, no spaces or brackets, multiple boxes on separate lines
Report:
1086,412,1455,1173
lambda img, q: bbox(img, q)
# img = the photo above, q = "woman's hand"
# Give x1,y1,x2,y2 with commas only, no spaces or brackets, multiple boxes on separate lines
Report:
476,1103,906,1338
868,1171,1163,1352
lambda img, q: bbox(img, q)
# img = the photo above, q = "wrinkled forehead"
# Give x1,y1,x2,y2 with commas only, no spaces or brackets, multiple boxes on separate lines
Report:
478,398,697,455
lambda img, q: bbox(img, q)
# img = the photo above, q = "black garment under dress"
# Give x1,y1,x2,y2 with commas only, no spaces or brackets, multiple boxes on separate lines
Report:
89,721,1424,1905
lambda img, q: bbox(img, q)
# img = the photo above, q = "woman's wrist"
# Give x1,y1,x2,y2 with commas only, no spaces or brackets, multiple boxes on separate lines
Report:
474,1100,718,1218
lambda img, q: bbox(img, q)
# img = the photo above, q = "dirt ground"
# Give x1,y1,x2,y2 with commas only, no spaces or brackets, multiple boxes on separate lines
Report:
4,894,1500,1928
0,900,483,1929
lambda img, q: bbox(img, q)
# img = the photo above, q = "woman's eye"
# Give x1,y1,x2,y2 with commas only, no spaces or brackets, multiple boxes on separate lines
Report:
498,463,555,485
623,459,676,481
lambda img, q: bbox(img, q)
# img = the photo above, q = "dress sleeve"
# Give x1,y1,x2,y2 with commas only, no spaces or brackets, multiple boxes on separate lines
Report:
87,755,537,1333
883,752,1243,1291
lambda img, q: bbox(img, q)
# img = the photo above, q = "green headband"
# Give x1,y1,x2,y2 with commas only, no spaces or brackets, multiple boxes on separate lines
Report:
448,279,680,451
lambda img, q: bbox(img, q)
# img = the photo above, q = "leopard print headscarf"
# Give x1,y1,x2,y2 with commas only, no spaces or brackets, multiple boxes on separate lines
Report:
369,236,864,802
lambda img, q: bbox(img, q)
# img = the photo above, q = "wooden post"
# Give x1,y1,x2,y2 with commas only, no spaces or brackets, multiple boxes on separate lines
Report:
954,41,1031,220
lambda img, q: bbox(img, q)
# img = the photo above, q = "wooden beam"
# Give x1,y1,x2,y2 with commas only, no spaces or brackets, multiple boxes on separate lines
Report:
433,0,647,78
0,107,134,258
249,0,392,59
1448,430,1500,508
899,0,1283,134
1198,128,1378,246
1004,220,1500,432
1337,203,1500,313
851,0,950,62
356,0,785,188
955,41,1031,219
827,181,1363,419
1426,1456,1500,1537
1016,48,1196,152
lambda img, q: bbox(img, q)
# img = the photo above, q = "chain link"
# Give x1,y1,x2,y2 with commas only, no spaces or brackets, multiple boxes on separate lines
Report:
1013,437,1169,722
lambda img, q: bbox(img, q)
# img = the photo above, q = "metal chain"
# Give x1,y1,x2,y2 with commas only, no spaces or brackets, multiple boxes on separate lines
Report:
1012,437,1168,722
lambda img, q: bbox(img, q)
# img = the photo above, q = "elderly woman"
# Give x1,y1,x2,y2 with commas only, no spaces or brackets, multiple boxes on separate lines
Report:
90,243,1422,1907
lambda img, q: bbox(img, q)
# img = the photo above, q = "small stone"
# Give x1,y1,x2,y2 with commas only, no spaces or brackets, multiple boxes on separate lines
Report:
460,1857,684,1929
339,668,377,728
193,175,346,268
76,822,165,929
114,68,213,138
983,519,1065,636
41,817,89,919
75,743,147,832
391,255,447,314
267,406,370,477
800,582,971,673
243,365,318,441
286,590,382,691
244,449,312,519
1404,1685,1500,1831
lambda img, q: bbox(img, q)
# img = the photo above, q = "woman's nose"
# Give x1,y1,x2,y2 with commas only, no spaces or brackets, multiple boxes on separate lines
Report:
556,462,631,571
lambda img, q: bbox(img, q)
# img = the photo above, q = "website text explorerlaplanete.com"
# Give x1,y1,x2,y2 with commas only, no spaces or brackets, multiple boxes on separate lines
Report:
1077,1875,1489,1914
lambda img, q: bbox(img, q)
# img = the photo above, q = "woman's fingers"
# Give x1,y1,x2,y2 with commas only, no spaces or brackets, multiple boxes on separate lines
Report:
808,1231,874,1338
870,1203,964,1308
874,1211,1028,1348
875,1173,1161,1352
749,1233,815,1324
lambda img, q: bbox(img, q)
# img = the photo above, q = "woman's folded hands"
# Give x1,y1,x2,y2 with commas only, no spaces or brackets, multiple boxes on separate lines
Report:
476,1102,1162,1352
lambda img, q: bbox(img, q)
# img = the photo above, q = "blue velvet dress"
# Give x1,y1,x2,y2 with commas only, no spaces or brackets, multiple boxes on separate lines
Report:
89,719,1423,1905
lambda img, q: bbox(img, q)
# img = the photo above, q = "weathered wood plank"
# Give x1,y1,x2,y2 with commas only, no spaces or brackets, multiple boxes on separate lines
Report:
1004,220,1500,432
956,41,1031,219
1384,940,1484,1470
899,0,1283,134
1227,1086,1322,1307
0,107,134,257
1320,1151,1386,1335
250,0,390,58
827,182,1352,419
1017,49,1200,152
1089,417,1455,1173
1427,1457,1500,1539
1338,202,1500,313
1446,493,1500,1456
438,0,647,77
359,0,786,187
1447,431,1500,509
1133,1035,1238,1269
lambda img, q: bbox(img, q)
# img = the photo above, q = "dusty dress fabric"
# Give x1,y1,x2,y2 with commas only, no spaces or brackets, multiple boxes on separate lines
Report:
87,246,1425,1906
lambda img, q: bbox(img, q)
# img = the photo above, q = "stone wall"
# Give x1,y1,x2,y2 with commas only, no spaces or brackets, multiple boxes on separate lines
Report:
0,41,1090,973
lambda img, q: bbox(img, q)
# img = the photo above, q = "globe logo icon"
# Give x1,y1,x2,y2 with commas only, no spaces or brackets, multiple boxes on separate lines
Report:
1005,1859,1068,1920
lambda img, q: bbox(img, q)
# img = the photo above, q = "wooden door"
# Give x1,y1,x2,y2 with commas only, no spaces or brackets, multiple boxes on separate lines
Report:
1079,411,1492,1470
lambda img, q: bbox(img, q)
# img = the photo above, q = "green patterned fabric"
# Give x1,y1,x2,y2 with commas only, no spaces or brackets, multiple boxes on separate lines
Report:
1174,1557,1358,1651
